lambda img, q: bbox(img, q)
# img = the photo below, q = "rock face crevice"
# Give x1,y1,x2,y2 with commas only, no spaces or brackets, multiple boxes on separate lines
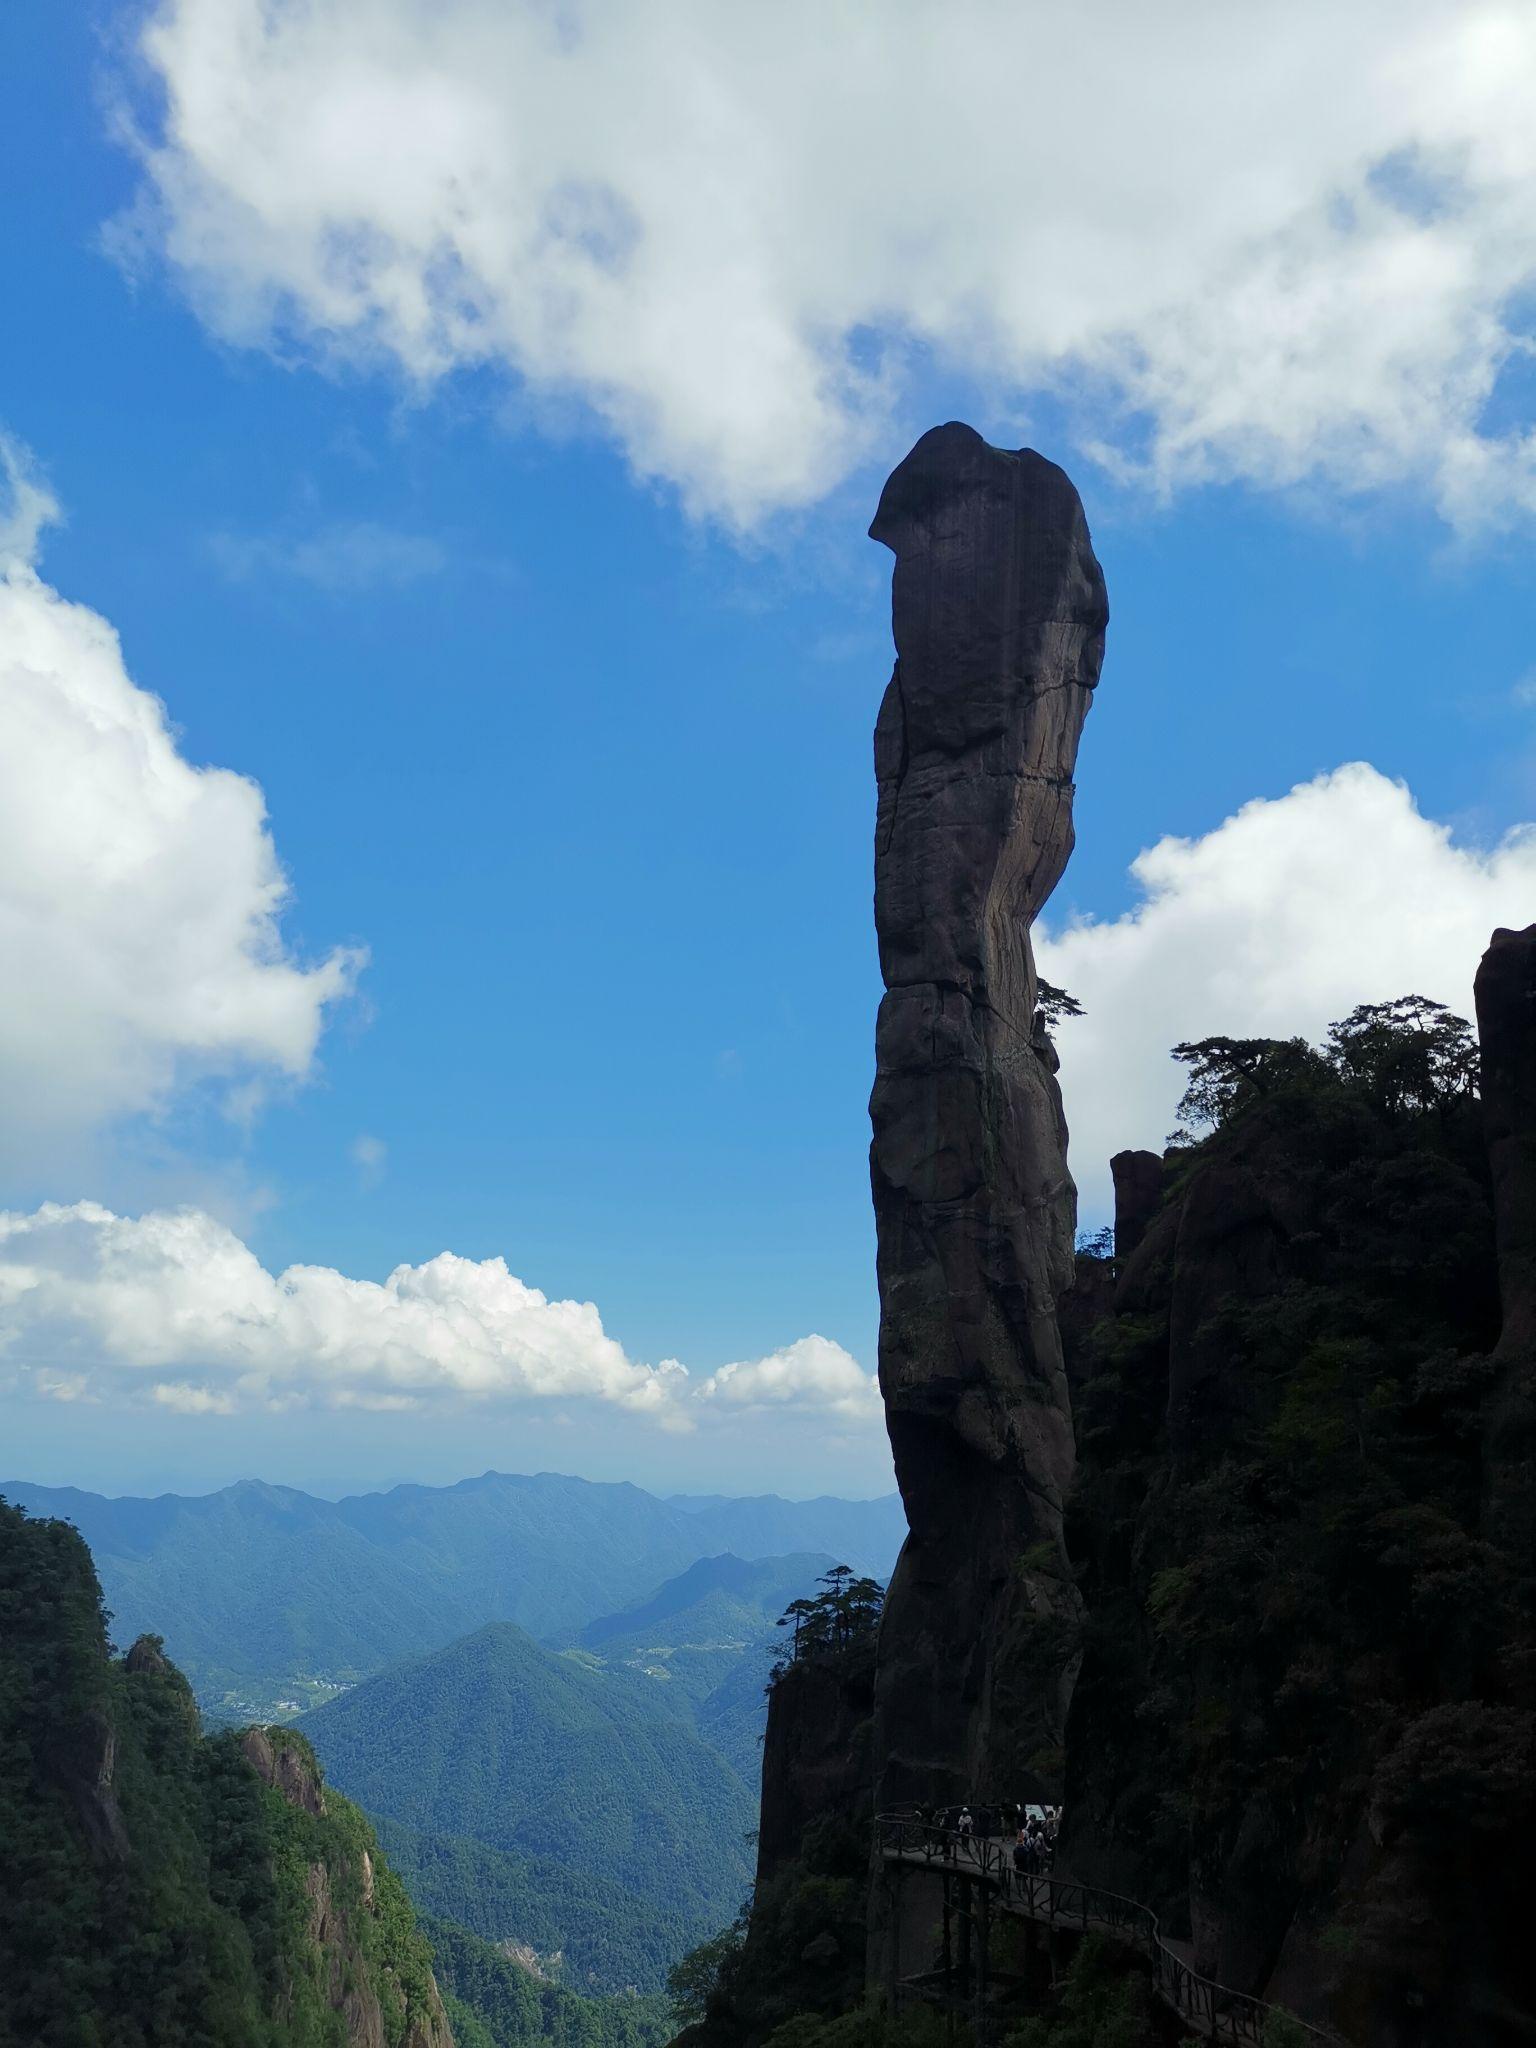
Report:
869,421,1107,1806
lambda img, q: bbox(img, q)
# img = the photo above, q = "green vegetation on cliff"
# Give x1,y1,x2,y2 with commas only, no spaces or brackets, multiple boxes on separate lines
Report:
0,1496,447,2048
669,1812,868,2041
1066,995,1534,2029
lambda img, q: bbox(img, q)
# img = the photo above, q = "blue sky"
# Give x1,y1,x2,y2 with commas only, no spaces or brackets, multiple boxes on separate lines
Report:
3,2,1535,1500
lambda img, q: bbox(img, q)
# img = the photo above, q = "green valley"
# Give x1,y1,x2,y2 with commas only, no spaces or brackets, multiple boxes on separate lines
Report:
298,1619,758,1985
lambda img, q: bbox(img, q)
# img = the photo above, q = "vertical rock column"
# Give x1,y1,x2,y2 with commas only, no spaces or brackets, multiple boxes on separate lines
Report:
1474,923,1536,1561
868,423,1107,1806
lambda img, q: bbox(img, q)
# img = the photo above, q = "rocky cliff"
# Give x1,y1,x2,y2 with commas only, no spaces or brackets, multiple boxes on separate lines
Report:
0,1495,454,2048
1062,981,1535,2044
868,421,1107,1807
671,1634,877,2048
244,1725,455,2048
755,1646,875,1888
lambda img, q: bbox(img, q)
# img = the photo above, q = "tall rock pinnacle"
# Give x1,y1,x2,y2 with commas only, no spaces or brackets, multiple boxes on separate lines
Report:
869,422,1107,1805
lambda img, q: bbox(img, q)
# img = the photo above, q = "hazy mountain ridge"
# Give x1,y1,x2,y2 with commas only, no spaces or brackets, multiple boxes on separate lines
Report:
668,1493,905,1574
0,1471,905,1721
572,1550,834,1655
560,1551,851,1789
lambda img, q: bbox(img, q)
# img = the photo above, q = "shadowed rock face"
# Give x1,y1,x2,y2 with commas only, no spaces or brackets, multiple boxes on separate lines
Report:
868,422,1106,1806
755,1648,875,1886
1474,923,1536,1557
1110,1149,1164,1264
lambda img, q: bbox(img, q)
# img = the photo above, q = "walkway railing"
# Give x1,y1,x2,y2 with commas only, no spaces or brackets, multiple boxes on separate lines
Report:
875,1811,1345,2047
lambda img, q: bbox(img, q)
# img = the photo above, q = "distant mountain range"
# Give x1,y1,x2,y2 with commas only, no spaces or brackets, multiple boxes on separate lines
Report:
570,1548,831,1668
0,1471,905,1719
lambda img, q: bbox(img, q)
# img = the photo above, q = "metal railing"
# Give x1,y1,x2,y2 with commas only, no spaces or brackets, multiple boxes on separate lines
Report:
875,1811,1345,2047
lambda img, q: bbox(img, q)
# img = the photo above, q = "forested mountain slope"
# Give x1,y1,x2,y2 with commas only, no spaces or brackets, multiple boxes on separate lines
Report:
370,1816,702,1996
423,1915,670,2048
576,1551,834,1656
299,1622,756,1970
0,1496,451,2048
567,1552,830,1699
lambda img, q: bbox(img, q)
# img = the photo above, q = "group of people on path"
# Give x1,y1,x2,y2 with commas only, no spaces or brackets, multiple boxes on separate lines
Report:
1010,1806,1059,1876
913,1800,1061,1874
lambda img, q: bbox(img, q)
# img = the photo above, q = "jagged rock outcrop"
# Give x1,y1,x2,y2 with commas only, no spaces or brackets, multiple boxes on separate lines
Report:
46,1701,131,1866
249,1729,454,2048
1474,923,1536,1558
123,1632,175,1677
300,1856,452,2048
241,1723,328,1817
868,421,1107,1806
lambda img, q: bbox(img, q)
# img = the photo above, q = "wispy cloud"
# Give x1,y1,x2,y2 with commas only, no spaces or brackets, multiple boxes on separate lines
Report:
349,1133,386,1188
208,519,447,593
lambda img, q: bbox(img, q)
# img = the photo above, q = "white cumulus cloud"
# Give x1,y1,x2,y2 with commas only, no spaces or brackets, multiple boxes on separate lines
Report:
698,1334,884,1423
121,0,1536,527
0,1200,880,1427
1038,763,1536,1221
0,437,360,1157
